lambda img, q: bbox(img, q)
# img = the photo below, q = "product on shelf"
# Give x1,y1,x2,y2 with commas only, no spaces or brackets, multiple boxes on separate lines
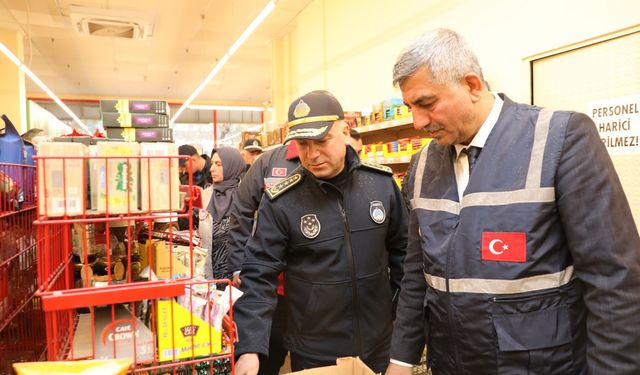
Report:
37,142,88,217
100,99,169,115
102,113,170,128
90,142,140,214
140,142,180,212
105,127,173,142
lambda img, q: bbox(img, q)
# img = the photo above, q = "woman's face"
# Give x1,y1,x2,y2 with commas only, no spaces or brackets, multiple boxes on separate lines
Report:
210,153,224,183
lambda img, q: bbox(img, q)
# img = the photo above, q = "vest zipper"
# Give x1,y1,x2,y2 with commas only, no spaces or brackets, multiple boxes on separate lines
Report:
446,221,462,374
338,199,364,356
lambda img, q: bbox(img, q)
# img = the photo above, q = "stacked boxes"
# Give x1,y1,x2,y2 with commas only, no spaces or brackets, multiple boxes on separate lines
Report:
90,142,140,214
101,99,173,142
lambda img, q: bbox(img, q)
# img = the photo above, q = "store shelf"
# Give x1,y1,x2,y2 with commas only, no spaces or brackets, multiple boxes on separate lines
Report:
365,155,412,164
356,117,413,134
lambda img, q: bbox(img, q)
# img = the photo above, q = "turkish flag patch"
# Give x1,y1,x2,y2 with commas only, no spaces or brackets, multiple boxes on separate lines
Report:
272,168,287,177
481,232,527,262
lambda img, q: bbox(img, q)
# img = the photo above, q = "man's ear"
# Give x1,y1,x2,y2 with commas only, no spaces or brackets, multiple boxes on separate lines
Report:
463,73,484,102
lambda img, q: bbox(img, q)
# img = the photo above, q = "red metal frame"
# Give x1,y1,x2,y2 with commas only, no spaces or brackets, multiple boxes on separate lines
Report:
13,153,237,373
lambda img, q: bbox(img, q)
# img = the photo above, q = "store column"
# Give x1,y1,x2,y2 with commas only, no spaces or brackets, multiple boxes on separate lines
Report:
0,28,26,133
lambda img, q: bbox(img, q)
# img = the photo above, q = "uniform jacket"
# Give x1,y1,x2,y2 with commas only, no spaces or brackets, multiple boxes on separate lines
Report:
234,147,408,362
391,95,640,375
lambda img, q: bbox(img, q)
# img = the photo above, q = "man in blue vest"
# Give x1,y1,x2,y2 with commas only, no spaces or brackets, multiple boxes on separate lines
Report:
386,28,640,375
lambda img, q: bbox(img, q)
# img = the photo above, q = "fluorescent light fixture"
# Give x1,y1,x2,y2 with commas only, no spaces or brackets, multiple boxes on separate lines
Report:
170,0,276,125
0,41,90,133
188,104,267,112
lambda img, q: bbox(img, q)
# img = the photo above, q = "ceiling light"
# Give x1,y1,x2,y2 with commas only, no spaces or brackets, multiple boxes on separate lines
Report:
188,104,267,112
0,41,90,133
170,0,277,125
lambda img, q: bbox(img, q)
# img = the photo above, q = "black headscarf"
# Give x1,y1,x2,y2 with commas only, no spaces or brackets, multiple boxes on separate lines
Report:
206,147,245,222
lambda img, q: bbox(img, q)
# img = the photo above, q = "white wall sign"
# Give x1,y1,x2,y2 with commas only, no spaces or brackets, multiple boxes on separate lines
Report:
588,95,640,155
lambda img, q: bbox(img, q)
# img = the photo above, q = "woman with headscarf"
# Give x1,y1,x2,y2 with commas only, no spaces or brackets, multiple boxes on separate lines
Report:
202,146,245,281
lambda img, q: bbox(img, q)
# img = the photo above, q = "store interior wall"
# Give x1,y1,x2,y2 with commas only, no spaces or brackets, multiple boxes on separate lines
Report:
271,0,640,123
0,28,26,133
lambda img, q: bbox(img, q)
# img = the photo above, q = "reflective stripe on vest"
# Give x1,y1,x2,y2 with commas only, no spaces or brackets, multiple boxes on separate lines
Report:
411,109,556,213
424,265,574,294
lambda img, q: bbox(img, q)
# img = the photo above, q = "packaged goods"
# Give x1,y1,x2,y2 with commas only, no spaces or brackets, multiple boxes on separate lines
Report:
102,112,169,128
90,142,139,214
13,359,132,375
37,142,88,217
106,127,173,142
286,357,376,375
100,99,169,115
71,305,154,363
140,143,180,212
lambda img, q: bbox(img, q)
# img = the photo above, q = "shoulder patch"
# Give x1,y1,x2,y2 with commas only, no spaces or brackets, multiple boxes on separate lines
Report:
265,173,303,200
360,160,393,175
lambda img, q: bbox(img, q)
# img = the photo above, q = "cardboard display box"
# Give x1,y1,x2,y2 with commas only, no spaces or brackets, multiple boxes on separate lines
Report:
139,143,180,212
156,298,222,362
102,113,169,128
100,99,169,115
287,357,377,375
37,142,88,217
90,142,139,214
106,128,173,143
71,305,154,363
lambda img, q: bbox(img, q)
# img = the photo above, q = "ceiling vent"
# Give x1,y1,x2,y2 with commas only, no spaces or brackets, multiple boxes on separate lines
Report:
69,6,154,39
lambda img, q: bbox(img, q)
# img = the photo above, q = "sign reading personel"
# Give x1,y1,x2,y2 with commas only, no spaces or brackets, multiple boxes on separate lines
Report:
588,95,640,154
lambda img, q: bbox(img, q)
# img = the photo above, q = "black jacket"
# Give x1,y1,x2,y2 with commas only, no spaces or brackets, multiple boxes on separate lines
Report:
234,147,408,363
227,143,300,273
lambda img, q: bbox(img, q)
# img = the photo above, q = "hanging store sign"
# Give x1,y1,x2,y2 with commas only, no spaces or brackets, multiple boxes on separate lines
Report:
588,95,640,155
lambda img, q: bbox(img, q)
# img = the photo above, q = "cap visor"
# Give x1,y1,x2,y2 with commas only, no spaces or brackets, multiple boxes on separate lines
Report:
284,121,334,142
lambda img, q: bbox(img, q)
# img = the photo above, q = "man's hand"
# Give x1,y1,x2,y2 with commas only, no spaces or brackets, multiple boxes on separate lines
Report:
236,353,260,375
385,362,413,375
232,273,242,288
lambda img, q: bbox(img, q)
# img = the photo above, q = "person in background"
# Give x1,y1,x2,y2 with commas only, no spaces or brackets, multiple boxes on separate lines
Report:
202,147,245,282
386,28,640,375
179,144,213,189
233,90,408,375
242,138,264,171
347,127,363,155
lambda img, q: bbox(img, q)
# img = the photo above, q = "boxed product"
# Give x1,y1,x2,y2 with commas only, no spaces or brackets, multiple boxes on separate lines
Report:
156,297,222,362
100,99,169,115
106,128,173,142
102,113,169,128
149,240,207,280
286,357,376,375
71,304,154,363
37,142,88,217
139,143,180,211
90,142,139,214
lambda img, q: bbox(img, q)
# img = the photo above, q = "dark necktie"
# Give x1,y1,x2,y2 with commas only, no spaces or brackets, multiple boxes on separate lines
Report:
466,146,481,174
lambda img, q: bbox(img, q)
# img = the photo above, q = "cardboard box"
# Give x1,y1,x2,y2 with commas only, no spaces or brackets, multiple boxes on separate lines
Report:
140,143,180,212
100,99,169,115
287,357,377,375
106,128,173,142
71,305,154,363
149,240,207,280
37,142,88,217
156,298,222,362
102,113,169,128
90,142,139,214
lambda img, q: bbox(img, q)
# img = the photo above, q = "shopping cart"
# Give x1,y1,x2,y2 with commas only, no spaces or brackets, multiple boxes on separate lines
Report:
0,162,45,374
11,150,236,374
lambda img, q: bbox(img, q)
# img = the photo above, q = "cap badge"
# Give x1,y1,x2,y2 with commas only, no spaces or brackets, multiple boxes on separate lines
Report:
293,99,311,118
370,201,385,224
253,140,259,147
300,214,321,239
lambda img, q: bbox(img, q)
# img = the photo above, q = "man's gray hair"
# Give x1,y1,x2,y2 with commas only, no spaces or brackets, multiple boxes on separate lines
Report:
392,28,484,87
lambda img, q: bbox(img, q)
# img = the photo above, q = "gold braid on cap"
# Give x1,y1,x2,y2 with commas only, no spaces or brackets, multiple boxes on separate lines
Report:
288,115,339,128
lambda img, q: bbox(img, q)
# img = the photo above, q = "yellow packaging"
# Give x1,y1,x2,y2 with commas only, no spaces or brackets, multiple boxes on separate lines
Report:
13,359,131,375
37,142,88,217
156,299,222,362
139,143,180,212
90,142,139,213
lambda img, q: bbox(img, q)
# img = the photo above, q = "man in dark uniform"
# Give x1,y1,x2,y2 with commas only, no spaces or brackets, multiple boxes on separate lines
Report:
233,90,408,375
178,144,213,189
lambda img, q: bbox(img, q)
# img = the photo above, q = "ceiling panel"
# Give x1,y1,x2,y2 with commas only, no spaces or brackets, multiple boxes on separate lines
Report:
1,0,314,104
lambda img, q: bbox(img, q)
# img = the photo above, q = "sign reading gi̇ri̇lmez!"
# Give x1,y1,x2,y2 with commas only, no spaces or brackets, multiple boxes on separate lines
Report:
588,95,640,155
